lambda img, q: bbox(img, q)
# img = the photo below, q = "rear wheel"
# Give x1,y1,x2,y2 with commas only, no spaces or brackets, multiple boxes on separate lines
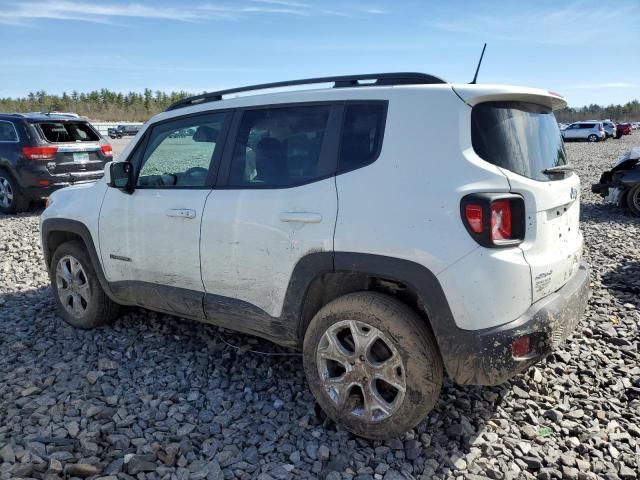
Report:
588,134,598,142
50,240,119,329
0,171,29,214
626,184,640,217
303,292,443,439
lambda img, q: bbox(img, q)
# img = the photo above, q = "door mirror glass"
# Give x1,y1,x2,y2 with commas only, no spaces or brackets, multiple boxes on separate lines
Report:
110,161,134,192
193,125,219,142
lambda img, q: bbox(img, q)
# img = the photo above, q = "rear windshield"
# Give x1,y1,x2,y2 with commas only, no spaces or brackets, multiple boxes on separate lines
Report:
472,101,567,181
37,122,100,143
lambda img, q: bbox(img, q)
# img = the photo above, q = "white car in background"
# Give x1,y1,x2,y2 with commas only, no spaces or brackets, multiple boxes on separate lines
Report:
561,121,606,142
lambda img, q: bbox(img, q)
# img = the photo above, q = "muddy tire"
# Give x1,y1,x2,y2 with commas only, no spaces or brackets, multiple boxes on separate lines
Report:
303,292,443,439
626,184,640,217
0,170,30,214
50,240,119,329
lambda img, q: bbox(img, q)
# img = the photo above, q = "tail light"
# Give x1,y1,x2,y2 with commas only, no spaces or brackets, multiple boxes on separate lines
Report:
599,124,604,131
464,205,483,233
461,193,525,247
22,146,58,160
100,145,113,157
491,200,512,240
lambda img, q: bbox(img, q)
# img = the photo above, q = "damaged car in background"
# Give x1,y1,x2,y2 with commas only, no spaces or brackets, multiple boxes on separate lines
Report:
592,146,640,216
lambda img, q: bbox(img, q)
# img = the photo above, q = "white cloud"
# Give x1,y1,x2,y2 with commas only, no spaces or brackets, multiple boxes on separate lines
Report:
0,0,384,25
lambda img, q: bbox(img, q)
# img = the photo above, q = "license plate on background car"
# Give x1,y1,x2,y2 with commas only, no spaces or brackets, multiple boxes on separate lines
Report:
73,152,90,162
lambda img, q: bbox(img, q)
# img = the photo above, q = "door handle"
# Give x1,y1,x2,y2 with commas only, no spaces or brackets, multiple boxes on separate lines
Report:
279,212,322,223
166,208,196,219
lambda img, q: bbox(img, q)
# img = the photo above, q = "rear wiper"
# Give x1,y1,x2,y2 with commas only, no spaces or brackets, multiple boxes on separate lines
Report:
543,165,575,174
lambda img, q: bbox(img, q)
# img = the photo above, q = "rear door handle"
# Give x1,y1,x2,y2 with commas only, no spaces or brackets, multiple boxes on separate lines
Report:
166,208,196,219
279,212,322,223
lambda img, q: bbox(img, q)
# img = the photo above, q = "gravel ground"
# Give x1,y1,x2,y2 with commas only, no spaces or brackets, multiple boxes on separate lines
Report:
0,134,639,480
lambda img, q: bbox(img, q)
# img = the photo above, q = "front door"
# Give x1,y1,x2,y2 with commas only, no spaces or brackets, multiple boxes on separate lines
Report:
98,112,229,318
564,124,579,139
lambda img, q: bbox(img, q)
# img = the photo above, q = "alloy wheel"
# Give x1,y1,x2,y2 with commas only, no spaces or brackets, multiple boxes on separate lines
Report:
316,320,406,422
0,176,14,209
55,255,91,318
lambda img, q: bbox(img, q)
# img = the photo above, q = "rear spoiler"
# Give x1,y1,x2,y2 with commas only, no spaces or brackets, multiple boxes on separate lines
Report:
451,84,567,111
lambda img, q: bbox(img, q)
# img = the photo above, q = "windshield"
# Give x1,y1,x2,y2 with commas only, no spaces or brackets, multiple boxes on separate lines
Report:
38,122,100,143
472,101,567,181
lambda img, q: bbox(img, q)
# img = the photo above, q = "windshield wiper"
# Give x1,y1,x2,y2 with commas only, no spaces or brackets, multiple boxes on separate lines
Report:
543,165,575,174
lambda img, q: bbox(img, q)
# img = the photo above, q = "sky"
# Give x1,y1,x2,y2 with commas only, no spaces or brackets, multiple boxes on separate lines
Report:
0,0,638,108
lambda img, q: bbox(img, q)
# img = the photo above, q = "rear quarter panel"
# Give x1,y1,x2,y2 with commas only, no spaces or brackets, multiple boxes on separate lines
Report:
334,87,535,330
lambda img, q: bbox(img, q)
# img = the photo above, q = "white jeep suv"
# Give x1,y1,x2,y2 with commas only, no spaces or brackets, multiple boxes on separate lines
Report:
40,73,589,439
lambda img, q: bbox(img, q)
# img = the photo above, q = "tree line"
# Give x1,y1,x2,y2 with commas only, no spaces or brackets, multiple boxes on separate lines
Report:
0,89,638,123
0,89,193,122
555,100,640,123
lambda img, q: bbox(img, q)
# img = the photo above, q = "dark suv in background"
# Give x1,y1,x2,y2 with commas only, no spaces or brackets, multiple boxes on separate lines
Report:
107,124,141,139
0,113,112,214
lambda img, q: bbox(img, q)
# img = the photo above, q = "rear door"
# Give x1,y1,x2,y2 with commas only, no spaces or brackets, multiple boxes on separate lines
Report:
200,104,340,325
470,100,583,302
33,121,109,180
578,123,593,139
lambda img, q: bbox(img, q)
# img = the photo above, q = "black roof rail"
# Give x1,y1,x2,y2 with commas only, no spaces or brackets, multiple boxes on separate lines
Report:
165,72,446,111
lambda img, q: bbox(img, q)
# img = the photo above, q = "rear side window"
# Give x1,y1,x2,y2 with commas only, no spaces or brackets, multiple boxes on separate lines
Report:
229,105,331,188
581,123,595,129
0,121,18,142
339,103,386,172
38,122,100,143
471,101,567,181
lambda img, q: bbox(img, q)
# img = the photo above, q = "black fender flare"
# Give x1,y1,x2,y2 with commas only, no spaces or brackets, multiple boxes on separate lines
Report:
332,252,457,350
0,161,18,182
286,251,464,380
41,218,117,300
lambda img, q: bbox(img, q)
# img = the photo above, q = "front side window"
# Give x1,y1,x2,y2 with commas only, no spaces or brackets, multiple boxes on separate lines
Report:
229,105,331,188
137,113,226,188
0,121,18,142
339,103,386,172
38,122,99,143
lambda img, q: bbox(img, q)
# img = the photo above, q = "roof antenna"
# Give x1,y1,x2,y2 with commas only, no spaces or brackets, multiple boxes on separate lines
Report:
470,43,487,84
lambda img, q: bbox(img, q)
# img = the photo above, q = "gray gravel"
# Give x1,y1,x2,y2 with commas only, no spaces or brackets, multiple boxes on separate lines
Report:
1,134,639,479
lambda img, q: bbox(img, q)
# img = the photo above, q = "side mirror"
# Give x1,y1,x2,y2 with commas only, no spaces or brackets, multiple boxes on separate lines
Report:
193,125,219,143
109,161,134,194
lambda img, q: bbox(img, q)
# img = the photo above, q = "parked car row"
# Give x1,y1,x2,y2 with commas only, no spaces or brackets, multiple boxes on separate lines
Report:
559,119,637,142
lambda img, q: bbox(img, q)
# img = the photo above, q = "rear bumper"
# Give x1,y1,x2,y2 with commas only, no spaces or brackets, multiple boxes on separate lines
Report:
22,173,103,200
445,262,590,385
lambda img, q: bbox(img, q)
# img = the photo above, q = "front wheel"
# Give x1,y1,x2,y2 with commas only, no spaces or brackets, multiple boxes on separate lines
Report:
50,240,119,329
627,184,640,216
303,292,443,440
588,134,598,142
